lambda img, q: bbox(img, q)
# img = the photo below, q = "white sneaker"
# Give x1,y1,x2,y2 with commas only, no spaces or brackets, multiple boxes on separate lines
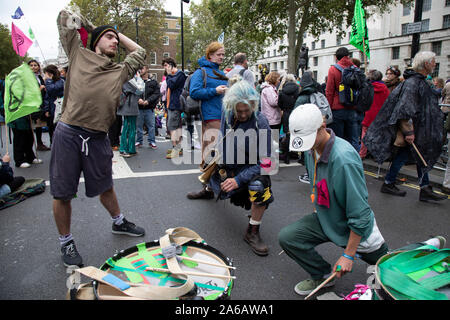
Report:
32,158,43,164
20,162,31,168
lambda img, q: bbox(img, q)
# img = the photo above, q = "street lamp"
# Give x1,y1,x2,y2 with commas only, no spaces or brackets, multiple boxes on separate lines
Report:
133,7,140,44
181,0,190,72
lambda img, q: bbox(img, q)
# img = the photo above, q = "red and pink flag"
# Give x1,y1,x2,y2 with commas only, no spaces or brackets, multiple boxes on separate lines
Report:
11,22,33,57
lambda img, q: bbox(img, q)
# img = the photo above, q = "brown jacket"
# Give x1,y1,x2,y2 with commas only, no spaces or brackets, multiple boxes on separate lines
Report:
394,119,414,147
57,10,146,132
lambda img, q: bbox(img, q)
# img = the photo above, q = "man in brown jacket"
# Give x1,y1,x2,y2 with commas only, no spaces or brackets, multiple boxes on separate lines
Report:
50,10,147,267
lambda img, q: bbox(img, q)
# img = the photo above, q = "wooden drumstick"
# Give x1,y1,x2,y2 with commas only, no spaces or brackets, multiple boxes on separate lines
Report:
304,271,338,300
178,255,236,270
145,267,236,280
411,142,427,167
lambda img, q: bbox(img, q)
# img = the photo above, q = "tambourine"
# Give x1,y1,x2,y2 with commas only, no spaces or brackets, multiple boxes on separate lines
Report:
93,239,235,300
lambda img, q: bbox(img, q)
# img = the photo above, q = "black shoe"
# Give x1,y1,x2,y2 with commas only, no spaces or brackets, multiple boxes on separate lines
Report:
186,185,215,200
419,186,447,202
112,218,145,236
380,182,407,197
441,186,450,195
61,240,83,267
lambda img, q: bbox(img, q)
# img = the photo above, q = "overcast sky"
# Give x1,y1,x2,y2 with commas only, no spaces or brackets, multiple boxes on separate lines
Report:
0,0,197,61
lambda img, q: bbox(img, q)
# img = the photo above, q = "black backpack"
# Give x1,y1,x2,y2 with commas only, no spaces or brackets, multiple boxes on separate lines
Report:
180,68,207,116
334,64,374,112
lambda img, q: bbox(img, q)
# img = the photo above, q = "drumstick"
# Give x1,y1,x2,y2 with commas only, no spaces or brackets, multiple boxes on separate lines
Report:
304,270,339,300
145,267,236,280
411,142,427,167
178,255,236,270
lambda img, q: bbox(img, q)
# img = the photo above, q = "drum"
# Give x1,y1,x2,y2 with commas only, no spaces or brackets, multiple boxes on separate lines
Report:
92,239,235,300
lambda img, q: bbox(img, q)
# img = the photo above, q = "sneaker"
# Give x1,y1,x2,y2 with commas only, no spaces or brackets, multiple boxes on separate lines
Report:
441,186,450,195
149,142,157,149
37,144,50,151
298,172,310,184
135,142,143,148
32,158,43,164
294,277,336,296
380,182,407,197
61,240,83,267
19,162,31,168
419,185,447,202
166,148,183,159
112,218,145,237
120,152,132,158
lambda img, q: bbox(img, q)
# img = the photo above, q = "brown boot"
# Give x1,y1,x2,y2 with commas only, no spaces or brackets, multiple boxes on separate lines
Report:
244,224,269,256
186,185,214,200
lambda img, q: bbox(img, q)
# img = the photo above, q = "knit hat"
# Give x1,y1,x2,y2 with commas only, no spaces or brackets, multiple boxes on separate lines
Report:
89,25,119,51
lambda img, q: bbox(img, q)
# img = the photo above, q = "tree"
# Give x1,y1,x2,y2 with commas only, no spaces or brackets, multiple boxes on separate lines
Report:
68,0,165,62
180,0,267,71
0,24,29,77
208,0,413,74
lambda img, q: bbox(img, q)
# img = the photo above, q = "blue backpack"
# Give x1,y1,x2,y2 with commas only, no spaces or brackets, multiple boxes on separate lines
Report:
334,64,374,112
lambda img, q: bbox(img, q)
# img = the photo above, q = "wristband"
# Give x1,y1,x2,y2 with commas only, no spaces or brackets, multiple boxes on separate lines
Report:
342,253,354,261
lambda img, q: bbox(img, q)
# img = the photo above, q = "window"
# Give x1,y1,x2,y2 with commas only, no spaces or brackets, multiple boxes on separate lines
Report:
311,41,316,50
313,71,318,80
336,36,341,46
164,22,169,29
176,22,181,29
273,49,277,56
392,47,400,60
162,36,169,45
150,52,156,65
401,23,408,35
403,4,411,16
446,0,450,7
280,61,284,70
321,39,325,49
163,52,170,59
313,56,318,66
267,50,270,57
444,15,450,28
421,19,429,32
431,62,440,78
432,41,441,56
423,0,431,12
151,73,157,81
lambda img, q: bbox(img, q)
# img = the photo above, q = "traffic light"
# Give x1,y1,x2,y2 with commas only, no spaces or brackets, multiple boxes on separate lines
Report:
182,0,190,3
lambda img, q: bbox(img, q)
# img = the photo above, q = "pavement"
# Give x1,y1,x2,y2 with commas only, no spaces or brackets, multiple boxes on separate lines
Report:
0,124,448,302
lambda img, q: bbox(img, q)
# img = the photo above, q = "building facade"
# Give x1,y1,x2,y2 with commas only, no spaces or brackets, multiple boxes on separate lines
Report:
253,0,450,83
148,11,181,82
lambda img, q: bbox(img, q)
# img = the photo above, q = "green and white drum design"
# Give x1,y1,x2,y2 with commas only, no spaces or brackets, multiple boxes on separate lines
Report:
93,240,235,300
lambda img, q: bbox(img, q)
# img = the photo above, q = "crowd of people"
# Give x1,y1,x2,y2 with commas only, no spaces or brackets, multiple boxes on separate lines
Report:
0,8,448,299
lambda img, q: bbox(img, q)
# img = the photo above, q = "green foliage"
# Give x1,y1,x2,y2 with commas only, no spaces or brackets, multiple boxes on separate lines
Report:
0,24,28,78
180,0,266,71
208,0,414,73
68,0,165,62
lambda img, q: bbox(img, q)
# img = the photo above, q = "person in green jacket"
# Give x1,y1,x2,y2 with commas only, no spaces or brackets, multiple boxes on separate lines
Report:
278,103,388,296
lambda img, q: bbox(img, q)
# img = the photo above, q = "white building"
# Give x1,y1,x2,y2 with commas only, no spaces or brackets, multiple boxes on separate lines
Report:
253,0,450,83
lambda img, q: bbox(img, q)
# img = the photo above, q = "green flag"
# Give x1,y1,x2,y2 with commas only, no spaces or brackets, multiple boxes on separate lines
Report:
28,27,35,40
4,63,42,124
349,0,370,59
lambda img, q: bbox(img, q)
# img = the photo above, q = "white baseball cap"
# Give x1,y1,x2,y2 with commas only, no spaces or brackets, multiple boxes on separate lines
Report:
289,104,324,152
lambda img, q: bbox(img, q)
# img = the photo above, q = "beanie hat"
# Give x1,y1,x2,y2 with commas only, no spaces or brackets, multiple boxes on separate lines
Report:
90,25,119,51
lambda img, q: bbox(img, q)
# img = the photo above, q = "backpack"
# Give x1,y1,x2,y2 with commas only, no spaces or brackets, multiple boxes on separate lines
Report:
309,92,333,124
334,64,374,112
181,68,207,116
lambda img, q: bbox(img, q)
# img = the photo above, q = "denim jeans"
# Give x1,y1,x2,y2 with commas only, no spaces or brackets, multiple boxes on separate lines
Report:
328,109,361,151
385,146,429,187
0,184,11,198
136,109,156,145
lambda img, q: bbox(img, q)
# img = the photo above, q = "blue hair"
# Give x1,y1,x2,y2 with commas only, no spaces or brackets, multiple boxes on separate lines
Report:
222,79,260,126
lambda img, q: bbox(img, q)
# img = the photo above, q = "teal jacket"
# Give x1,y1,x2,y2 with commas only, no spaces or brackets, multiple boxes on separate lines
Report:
304,129,374,247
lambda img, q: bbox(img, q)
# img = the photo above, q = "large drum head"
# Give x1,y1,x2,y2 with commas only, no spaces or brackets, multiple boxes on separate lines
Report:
93,240,234,300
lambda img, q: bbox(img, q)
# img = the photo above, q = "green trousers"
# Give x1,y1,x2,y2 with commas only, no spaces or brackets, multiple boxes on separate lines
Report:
278,212,389,280
119,116,137,154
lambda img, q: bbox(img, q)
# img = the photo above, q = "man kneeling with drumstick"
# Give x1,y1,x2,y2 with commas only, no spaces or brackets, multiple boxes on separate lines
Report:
278,104,388,296
207,78,274,256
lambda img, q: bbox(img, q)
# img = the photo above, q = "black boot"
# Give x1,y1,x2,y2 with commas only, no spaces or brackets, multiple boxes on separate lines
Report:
186,185,214,200
419,185,447,202
244,224,269,256
380,182,406,197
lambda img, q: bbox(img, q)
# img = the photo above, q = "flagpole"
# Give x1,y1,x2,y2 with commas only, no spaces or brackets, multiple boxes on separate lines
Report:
22,16,47,62
362,37,368,75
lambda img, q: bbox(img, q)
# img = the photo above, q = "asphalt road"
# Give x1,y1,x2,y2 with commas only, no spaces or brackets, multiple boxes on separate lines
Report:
0,126,448,301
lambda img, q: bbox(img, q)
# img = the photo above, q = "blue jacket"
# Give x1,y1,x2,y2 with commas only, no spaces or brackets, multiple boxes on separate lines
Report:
190,56,228,121
166,70,186,111
43,78,65,117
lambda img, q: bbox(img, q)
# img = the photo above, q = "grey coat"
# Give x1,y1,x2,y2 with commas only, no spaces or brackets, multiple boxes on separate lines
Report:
117,81,141,116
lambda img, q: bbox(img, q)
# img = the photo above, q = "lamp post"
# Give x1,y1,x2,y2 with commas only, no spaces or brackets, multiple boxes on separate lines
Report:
133,7,140,44
181,0,190,72
411,0,423,61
